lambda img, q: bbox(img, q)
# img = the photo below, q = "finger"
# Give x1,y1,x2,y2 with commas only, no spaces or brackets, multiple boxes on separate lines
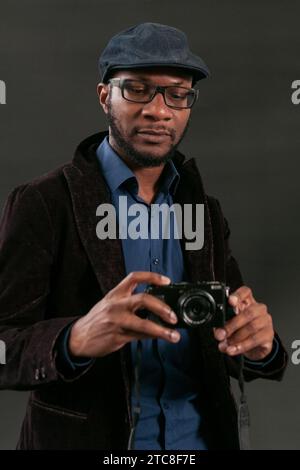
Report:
120,314,181,343
219,328,274,356
230,286,255,304
221,329,273,356
218,323,265,353
108,271,171,297
215,304,264,340
223,315,268,346
121,330,171,343
229,286,255,313
116,331,155,345
116,293,178,325
104,330,164,353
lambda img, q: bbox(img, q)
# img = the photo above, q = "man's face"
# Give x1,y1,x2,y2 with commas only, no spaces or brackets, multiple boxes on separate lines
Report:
97,67,193,167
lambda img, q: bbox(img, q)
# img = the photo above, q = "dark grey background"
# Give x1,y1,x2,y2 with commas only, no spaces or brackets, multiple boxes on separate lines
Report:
0,0,299,449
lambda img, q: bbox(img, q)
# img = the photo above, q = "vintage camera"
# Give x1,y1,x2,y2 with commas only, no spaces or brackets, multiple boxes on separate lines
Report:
145,281,232,329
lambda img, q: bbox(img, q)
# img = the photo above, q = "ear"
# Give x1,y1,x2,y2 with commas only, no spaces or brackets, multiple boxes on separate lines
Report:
97,82,110,114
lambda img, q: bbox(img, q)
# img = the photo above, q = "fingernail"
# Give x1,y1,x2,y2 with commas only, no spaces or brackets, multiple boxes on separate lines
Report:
227,345,237,355
170,330,180,342
161,275,171,284
218,340,228,352
230,295,238,305
169,311,177,323
215,328,226,340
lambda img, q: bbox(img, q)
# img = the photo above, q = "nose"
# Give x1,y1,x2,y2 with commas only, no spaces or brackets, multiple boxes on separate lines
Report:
141,91,173,120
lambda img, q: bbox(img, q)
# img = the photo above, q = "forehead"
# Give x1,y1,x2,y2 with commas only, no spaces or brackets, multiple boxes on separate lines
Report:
111,67,193,85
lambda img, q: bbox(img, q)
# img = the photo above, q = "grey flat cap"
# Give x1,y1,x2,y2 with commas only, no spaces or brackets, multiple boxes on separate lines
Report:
98,22,210,84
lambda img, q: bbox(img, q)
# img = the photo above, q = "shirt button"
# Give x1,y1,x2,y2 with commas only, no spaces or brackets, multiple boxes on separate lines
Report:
153,258,159,265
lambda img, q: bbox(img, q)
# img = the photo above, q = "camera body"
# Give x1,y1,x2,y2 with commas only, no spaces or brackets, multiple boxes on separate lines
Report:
145,281,231,329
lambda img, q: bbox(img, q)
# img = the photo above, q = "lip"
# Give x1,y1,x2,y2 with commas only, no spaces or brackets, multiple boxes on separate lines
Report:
137,132,171,143
137,129,171,136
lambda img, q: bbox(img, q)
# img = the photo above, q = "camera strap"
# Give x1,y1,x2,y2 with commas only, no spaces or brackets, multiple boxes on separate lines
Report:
127,339,143,450
237,355,251,450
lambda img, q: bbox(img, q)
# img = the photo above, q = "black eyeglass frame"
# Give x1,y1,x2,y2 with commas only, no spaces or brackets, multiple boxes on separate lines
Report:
108,78,199,109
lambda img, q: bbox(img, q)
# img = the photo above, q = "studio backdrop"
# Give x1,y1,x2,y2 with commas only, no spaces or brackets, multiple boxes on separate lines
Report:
0,0,299,450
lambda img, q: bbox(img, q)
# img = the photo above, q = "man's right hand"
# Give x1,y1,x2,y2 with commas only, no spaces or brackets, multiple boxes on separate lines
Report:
69,272,180,358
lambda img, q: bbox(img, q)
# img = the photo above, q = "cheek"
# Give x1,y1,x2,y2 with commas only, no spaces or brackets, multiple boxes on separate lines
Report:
176,113,190,134
112,99,138,122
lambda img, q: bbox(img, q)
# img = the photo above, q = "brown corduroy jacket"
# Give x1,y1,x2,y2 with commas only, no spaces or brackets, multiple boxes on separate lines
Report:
0,131,287,449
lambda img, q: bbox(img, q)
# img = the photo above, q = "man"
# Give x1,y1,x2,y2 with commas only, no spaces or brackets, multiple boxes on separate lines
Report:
0,22,287,450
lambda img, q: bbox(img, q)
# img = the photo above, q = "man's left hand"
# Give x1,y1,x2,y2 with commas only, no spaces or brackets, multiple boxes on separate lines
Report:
214,286,274,361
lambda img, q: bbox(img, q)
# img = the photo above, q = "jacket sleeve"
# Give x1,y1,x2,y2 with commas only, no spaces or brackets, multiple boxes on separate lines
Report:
212,198,288,382
0,185,93,390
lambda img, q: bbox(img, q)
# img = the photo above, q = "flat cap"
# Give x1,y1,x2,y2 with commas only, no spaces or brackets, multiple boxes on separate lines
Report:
98,22,210,84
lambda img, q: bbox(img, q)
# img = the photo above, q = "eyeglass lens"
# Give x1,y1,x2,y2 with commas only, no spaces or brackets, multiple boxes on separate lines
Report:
122,80,195,108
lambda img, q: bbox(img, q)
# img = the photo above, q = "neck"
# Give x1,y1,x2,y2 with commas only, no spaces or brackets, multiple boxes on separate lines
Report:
108,136,167,203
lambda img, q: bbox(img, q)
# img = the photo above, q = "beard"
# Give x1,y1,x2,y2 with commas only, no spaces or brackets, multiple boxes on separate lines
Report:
106,98,191,168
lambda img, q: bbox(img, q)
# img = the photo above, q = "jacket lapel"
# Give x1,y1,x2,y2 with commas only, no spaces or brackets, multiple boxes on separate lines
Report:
63,132,127,296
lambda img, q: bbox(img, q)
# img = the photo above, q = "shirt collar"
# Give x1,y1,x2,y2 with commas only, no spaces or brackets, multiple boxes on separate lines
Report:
96,136,180,196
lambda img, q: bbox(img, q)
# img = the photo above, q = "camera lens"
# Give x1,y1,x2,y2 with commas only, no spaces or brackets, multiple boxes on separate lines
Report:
178,290,216,327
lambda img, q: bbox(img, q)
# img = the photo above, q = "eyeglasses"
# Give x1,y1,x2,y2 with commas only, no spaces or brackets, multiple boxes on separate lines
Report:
108,78,198,109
